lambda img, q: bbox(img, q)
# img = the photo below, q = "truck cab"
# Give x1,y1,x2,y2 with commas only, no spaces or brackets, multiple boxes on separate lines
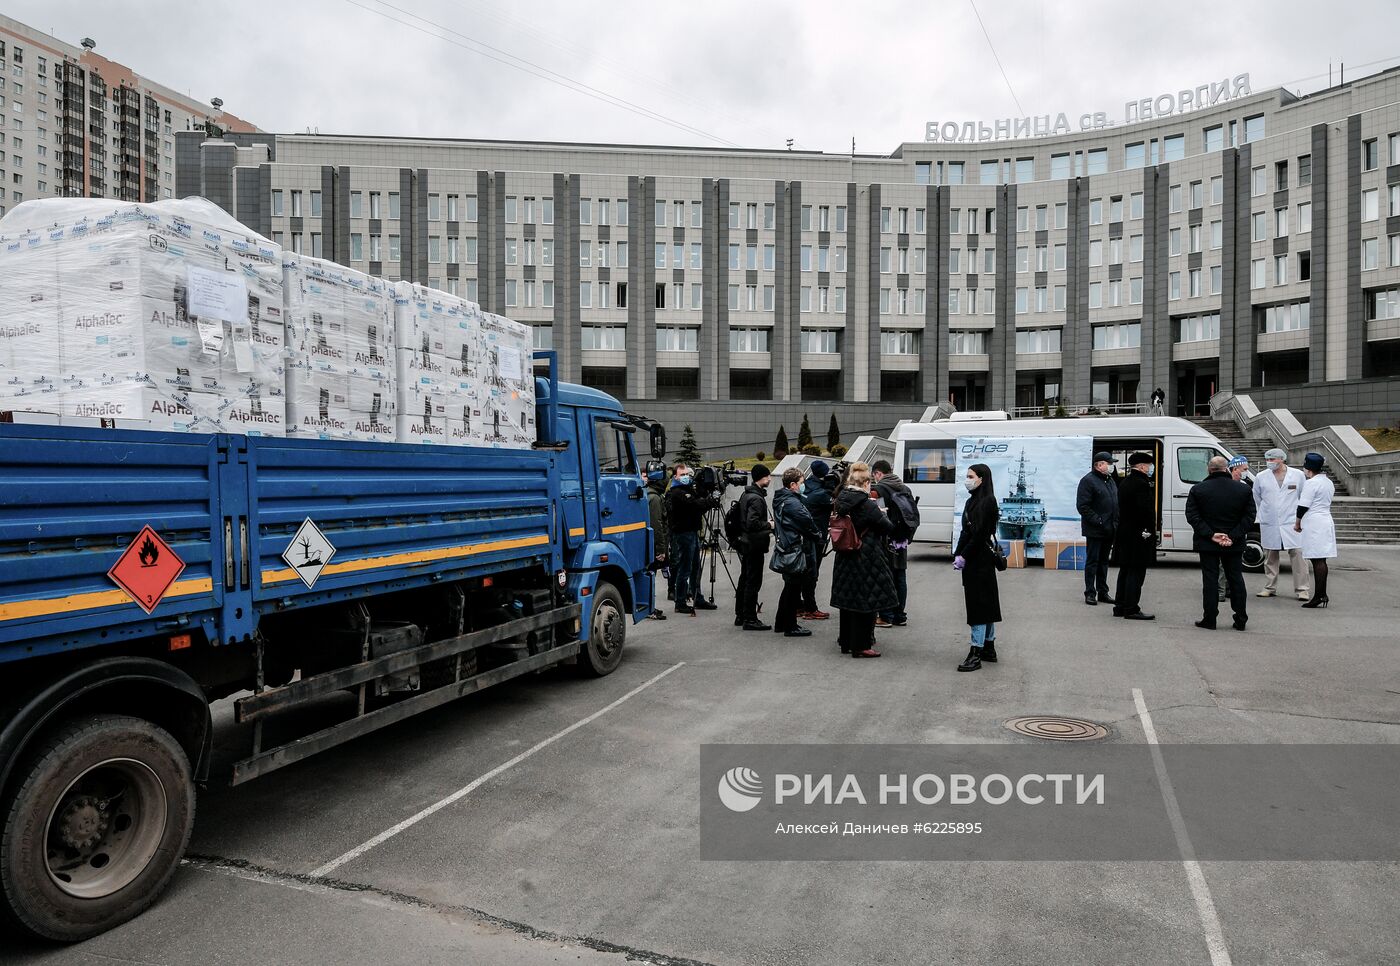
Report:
536,376,663,675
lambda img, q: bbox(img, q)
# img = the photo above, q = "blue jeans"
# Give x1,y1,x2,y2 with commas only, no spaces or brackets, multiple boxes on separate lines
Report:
970,622,997,647
672,531,699,606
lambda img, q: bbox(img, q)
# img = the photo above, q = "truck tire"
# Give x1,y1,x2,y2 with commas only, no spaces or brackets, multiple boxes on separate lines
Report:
577,581,626,677
0,714,194,942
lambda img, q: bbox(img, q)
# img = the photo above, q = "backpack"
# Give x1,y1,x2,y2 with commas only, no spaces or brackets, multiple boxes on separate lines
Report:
886,488,921,540
723,500,745,549
829,509,862,554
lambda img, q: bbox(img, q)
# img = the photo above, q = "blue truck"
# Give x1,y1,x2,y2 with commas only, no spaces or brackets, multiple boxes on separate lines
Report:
0,352,664,941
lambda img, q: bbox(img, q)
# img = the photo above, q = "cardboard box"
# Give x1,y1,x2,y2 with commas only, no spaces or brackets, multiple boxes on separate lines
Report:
996,538,1027,569
1043,539,1087,571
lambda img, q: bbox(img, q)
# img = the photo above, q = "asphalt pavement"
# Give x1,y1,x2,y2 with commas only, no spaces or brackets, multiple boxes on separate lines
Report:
5,545,1398,966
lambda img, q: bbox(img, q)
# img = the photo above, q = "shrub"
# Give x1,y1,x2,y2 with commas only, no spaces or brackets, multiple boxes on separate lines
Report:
801,443,822,456
774,425,789,455
774,449,788,460
830,443,848,458
755,451,767,462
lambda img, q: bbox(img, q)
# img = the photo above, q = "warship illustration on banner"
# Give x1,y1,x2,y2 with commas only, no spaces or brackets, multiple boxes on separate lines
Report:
998,449,1048,547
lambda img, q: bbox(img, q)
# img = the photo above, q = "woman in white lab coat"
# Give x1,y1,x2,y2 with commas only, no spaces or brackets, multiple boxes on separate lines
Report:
1293,452,1336,609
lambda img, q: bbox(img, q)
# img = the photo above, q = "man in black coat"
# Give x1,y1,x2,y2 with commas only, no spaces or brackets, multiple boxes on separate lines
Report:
735,465,775,631
1112,452,1158,620
1185,455,1257,631
665,463,719,615
1076,451,1120,606
797,460,835,620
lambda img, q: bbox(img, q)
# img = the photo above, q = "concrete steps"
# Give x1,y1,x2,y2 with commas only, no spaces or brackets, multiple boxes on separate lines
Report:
1190,418,1352,495
1332,498,1400,544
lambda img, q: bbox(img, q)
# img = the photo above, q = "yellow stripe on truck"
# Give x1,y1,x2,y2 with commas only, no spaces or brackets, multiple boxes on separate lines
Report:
260,533,551,586
0,577,216,623
601,522,648,535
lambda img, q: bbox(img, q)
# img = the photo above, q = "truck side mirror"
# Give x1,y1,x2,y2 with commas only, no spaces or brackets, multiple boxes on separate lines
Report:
649,424,666,460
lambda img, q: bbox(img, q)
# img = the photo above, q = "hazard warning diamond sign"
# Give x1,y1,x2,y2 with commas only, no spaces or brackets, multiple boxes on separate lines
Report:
108,525,187,615
282,517,336,589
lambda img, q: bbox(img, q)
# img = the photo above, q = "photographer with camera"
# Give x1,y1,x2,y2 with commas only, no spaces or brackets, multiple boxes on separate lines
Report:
798,461,835,620
666,462,719,615
734,465,775,631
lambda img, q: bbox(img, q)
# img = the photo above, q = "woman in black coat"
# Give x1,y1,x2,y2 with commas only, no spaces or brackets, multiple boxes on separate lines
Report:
953,462,1002,672
829,462,897,658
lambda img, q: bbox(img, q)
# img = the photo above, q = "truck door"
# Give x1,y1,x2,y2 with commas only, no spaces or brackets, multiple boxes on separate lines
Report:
588,415,651,600
555,408,587,550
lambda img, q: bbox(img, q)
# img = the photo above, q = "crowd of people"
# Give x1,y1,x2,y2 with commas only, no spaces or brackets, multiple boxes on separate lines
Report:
645,445,1339,668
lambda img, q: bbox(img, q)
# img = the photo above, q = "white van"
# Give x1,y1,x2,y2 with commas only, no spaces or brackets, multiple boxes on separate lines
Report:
893,412,1262,566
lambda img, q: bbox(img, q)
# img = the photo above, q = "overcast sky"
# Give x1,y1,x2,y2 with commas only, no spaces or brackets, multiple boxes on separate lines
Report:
14,0,1400,153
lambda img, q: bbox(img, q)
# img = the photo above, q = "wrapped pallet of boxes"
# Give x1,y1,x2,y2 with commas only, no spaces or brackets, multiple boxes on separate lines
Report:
476,311,536,448
0,197,286,434
283,253,396,442
395,285,537,448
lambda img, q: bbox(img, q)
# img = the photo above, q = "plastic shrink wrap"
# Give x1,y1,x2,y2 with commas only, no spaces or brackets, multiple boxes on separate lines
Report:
0,197,285,434
283,252,396,442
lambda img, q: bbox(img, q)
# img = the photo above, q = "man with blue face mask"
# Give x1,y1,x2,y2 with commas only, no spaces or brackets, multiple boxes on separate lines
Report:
664,462,719,614
1111,452,1158,620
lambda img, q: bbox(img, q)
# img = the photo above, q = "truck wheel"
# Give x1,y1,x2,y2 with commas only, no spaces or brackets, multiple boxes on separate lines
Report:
0,714,194,942
577,581,626,677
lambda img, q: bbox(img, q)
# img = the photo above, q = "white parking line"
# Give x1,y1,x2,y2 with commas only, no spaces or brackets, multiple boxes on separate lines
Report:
1132,688,1233,966
310,661,686,879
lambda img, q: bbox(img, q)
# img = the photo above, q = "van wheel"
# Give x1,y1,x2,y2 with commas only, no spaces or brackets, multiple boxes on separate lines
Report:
0,715,194,943
1241,538,1266,573
577,582,626,677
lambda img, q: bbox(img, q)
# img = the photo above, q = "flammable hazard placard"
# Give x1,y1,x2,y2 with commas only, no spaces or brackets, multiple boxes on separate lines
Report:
108,525,187,614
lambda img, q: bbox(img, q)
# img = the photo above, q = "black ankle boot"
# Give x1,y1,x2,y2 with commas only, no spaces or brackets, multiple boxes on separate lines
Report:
957,647,982,672
981,640,997,663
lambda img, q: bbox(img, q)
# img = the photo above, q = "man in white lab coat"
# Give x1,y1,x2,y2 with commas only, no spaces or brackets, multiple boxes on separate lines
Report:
1253,448,1311,600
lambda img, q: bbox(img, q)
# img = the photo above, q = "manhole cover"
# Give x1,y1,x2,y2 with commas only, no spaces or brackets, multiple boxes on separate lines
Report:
1004,716,1109,741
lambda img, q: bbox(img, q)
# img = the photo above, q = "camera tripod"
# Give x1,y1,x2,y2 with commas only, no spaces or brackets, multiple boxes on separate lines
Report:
697,499,737,606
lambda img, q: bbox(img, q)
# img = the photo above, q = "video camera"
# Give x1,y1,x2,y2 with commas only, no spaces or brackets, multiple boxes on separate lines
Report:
694,460,749,498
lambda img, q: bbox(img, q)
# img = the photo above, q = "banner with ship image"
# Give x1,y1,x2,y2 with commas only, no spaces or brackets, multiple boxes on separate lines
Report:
953,435,1093,561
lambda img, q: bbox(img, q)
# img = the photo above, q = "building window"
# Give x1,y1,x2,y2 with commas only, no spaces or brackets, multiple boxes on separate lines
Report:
1169,271,1181,300
1130,235,1143,263
1300,250,1312,281
882,330,920,355
1210,220,1223,250
1189,268,1202,297
1088,281,1102,308
1169,184,1182,213
1363,138,1379,171
1367,288,1400,320
1203,125,1223,152
581,325,625,350
1176,313,1220,343
1257,301,1310,333
1169,228,1181,257
1089,199,1102,225
656,326,698,352
800,330,839,354
1275,207,1289,237
949,330,987,355
350,191,363,218
1015,328,1061,354
1086,149,1108,175
1363,188,1380,221
1251,259,1265,290
1163,134,1185,161
350,233,363,261
1273,254,1287,285
1363,237,1379,271
1110,196,1123,223
915,162,931,185
729,328,770,352
389,192,401,219
1129,192,1143,220
465,195,478,222
271,189,284,216
1298,155,1312,186
1190,181,1204,210
1251,167,1266,197
1050,153,1071,180
1251,212,1266,241
1243,115,1265,143
1092,322,1140,349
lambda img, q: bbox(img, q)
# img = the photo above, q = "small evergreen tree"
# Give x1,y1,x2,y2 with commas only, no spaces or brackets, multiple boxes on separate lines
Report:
827,413,841,451
676,424,703,466
774,425,790,457
797,414,813,450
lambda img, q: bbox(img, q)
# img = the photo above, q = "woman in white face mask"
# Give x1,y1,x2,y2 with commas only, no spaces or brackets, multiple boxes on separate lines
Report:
952,463,1001,672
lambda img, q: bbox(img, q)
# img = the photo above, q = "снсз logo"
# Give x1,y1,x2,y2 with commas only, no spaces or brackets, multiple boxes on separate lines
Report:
717,766,763,812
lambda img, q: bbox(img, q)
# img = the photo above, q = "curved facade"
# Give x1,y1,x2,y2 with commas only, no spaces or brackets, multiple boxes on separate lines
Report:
183,67,1400,436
